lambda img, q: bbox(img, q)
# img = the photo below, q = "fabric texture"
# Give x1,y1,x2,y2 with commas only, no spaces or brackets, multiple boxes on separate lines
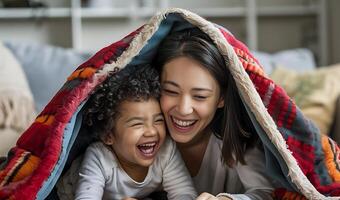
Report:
192,133,273,199
270,64,340,135
0,8,339,200
0,42,36,157
70,137,196,200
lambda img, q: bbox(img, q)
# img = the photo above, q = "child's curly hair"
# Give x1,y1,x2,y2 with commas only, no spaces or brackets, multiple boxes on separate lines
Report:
83,64,161,140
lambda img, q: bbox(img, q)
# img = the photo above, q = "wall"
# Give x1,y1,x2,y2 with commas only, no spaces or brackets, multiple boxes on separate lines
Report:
0,19,72,47
0,0,338,65
329,0,340,64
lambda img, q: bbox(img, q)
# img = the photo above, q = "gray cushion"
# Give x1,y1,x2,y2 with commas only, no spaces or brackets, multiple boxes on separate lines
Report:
4,42,91,112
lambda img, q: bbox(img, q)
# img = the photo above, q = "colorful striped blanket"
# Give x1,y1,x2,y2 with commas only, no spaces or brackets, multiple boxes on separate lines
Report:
0,8,339,200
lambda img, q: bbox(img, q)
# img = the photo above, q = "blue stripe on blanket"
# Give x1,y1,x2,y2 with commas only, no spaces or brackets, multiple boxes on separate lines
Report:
37,102,85,200
242,99,298,192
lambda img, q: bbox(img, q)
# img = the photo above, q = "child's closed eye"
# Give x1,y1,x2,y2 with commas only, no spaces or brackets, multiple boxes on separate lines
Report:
155,118,164,123
154,116,164,124
131,122,143,127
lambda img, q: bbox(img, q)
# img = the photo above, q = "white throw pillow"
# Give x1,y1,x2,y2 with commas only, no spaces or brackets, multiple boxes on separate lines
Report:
0,42,36,157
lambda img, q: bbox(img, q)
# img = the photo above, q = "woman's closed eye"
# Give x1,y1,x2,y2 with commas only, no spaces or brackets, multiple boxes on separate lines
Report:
162,88,178,95
194,95,208,100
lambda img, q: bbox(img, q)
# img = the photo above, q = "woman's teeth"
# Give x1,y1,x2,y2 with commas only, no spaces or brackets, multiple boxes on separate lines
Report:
172,117,196,127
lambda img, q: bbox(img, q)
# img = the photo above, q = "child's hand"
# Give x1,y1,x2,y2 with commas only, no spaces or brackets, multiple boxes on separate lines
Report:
122,197,138,200
196,192,232,200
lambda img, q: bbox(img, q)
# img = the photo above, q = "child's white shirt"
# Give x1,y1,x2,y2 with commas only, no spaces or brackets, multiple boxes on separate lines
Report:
75,136,197,200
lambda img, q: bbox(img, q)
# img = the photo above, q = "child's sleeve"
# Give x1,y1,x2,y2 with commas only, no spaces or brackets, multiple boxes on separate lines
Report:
162,138,198,200
75,143,106,200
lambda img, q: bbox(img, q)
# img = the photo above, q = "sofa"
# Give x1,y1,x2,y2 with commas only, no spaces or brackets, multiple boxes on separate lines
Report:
0,41,339,157
0,41,91,157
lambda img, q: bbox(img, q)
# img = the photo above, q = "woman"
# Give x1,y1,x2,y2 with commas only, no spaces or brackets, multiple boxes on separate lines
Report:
154,29,274,200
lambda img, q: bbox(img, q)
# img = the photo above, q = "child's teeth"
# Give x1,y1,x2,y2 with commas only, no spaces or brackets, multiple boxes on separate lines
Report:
138,142,157,154
140,142,156,147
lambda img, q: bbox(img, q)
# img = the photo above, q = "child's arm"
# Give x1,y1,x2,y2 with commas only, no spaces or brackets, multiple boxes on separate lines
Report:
162,138,198,200
75,143,106,200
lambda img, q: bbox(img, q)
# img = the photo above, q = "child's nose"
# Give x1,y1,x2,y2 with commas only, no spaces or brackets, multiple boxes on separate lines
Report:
144,125,158,137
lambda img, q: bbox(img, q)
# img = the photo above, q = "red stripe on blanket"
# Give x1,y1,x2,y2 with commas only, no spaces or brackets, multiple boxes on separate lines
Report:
218,27,261,67
249,73,271,102
286,136,315,174
286,99,297,129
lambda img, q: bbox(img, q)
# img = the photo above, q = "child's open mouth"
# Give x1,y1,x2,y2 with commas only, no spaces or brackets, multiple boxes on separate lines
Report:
137,142,158,158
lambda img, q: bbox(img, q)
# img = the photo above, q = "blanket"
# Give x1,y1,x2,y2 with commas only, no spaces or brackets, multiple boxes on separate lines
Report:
0,8,339,200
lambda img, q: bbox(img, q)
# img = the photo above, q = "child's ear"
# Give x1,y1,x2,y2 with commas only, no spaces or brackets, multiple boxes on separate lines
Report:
101,133,115,145
217,98,224,108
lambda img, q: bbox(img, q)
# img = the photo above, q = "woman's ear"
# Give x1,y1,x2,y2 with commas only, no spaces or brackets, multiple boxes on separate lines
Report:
217,98,224,108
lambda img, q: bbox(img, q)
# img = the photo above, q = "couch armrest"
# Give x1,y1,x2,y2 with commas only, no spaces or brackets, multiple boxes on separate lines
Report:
330,96,340,144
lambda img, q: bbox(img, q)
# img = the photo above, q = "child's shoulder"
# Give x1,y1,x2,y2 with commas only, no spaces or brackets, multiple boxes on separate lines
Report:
156,136,177,160
87,141,106,152
83,141,119,168
160,135,176,151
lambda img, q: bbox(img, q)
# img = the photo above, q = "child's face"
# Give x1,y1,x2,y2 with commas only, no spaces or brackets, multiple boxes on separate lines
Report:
104,98,166,169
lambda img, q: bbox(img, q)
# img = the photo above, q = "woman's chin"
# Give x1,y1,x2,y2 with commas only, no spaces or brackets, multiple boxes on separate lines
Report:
169,130,194,144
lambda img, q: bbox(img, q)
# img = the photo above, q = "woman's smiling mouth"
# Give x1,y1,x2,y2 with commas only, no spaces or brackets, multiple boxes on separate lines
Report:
171,116,197,132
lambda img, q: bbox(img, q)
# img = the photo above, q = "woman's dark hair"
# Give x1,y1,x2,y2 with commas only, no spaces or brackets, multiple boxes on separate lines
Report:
154,28,258,167
82,64,161,140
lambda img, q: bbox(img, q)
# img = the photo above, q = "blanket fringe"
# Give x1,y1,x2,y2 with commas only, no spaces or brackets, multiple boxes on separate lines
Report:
0,91,36,131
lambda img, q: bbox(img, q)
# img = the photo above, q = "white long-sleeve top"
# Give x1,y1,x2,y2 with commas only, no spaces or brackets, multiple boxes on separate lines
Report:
193,134,274,200
75,136,197,200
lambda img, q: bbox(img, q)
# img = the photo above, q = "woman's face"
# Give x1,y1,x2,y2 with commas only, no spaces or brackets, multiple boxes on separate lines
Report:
160,56,224,144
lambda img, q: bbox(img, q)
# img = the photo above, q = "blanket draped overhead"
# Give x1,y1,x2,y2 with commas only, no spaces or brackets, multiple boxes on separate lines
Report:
0,8,339,200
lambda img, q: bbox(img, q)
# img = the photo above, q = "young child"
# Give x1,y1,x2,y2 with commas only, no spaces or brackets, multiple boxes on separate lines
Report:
75,64,197,200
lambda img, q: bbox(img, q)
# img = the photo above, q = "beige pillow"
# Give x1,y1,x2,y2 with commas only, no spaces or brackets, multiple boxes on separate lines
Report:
0,42,36,157
270,64,340,135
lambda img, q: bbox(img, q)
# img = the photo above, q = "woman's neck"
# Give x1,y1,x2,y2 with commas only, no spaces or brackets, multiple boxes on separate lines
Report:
177,130,212,177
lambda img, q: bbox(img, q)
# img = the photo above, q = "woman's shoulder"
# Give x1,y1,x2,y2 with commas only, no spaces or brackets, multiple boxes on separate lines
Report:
244,143,265,160
209,133,223,149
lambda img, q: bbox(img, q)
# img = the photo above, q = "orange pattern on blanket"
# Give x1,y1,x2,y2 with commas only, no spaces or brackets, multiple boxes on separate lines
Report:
282,191,307,200
11,154,40,182
35,115,55,126
0,151,40,187
235,48,265,77
322,135,340,182
67,67,97,81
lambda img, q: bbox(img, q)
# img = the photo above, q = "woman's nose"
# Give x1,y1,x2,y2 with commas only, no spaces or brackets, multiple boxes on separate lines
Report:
176,96,193,115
